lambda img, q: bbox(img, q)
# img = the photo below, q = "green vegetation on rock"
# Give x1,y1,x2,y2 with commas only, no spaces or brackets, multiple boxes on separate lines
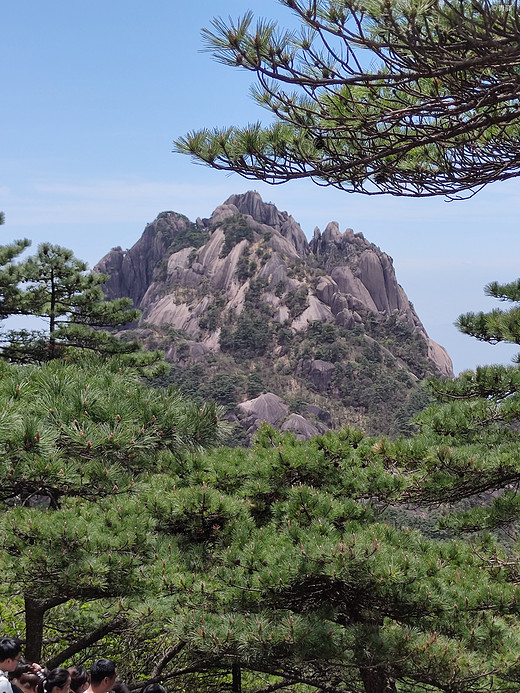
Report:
219,214,254,257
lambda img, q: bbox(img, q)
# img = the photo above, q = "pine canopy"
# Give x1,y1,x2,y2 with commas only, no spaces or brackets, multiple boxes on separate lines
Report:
0,357,226,664
175,0,520,198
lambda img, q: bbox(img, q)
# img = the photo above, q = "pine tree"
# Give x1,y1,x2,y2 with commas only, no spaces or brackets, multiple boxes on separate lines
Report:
175,0,520,198
0,356,226,664
117,426,520,693
0,238,30,320
5,354,520,690
456,278,520,352
399,278,520,527
1,243,142,362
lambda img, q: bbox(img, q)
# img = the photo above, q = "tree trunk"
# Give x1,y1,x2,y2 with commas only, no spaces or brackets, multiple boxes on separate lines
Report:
232,662,241,693
359,667,397,693
24,594,68,664
49,269,56,359
24,596,45,663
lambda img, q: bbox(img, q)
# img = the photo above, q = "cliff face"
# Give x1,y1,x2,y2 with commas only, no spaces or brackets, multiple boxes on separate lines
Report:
95,191,453,440
97,211,197,308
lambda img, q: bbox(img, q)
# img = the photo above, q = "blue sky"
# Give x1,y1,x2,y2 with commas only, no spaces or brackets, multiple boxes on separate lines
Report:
3,0,520,375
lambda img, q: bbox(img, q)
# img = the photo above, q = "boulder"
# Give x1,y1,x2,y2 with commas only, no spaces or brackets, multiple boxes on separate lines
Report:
355,250,402,313
237,393,289,426
331,266,378,313
427,338,454,377
291,295,335,331
303,404,332,426
315,276,338,306
280,414,320,440
166,340,210,364
297,359,336,392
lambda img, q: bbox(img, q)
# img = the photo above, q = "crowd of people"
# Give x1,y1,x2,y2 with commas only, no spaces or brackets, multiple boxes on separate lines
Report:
0,639,166,693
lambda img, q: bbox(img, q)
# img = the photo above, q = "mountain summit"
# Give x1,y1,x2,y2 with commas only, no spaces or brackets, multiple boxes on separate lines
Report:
96,191,452,439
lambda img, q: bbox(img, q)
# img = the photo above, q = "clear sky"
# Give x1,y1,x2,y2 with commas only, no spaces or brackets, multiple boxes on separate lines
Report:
3,0,520,375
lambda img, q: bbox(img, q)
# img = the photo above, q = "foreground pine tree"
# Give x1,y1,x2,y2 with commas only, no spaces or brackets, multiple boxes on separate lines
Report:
404,278,520,527
0,355,225,664
4,367,520,690
103,425,520,693
4,275,520,693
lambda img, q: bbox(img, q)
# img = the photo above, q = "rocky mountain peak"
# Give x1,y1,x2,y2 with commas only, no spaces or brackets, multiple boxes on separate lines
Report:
221,192,309,255
224,191,283,227
95,192,453,441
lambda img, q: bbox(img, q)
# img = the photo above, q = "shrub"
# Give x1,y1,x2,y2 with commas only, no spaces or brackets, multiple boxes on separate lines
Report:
219,215,254,257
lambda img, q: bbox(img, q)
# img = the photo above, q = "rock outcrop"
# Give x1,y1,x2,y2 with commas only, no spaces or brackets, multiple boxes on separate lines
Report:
97,212,197,308
95,191,453,439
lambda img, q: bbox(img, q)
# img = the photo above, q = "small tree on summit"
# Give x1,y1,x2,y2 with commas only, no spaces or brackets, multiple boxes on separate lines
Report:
1,243,142,363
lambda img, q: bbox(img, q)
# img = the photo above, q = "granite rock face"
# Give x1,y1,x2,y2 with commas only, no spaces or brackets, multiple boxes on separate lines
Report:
296,359,336,393
95,191,453,440
97,212,196,308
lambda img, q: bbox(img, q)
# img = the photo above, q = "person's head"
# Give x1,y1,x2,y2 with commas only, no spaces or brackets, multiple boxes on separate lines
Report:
0,639,21,672
68,667,89,693
41,669,71,693
90,660,116,693
142,685,166,693
9,660,27,682
10,662,40,693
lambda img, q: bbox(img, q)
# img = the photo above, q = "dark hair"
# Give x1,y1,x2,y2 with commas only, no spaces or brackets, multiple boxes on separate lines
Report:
111,684,130,693
41,669,70,693
90,661,116,687
9,661,29,681
18,673,40,692
68,667,88,693
10,662,40,693
0,638,21,662
142,685,166,693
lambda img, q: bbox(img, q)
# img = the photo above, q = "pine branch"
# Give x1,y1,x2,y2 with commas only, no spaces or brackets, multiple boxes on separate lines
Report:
176,0,520,198
45,615,129,668
150,641,187,677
